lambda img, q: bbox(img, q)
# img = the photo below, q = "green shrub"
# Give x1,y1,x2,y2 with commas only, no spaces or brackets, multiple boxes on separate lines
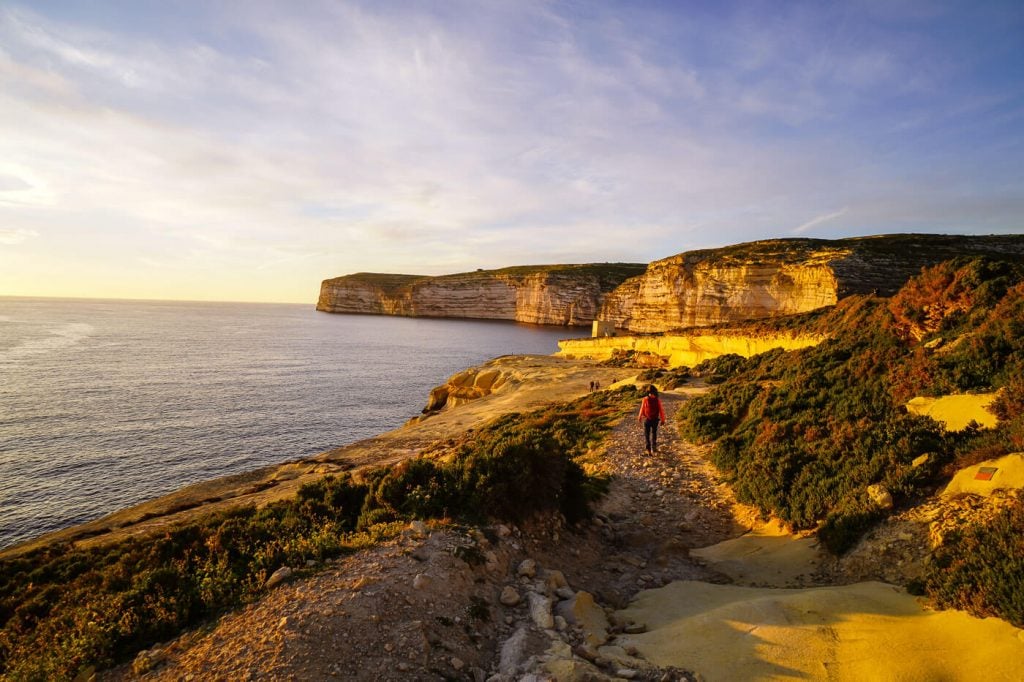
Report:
923,494,1024,627
637,366,692,390
0,389,631,680
693,353,747,384
677,258,1023,553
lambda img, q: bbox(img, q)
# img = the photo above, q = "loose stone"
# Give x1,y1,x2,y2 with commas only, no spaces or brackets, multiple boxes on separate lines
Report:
500,585,521,606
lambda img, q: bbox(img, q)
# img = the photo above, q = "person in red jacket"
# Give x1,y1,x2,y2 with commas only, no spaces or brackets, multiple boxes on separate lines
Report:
637,385,666,454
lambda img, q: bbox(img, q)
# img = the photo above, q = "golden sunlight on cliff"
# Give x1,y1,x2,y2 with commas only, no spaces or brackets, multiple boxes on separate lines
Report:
556,332,825,368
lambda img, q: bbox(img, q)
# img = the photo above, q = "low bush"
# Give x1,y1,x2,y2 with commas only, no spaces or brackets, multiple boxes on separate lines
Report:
677,258,1024,554
0,389,632,680
922,494,1024,628
693,353,747,384
637,366,692,390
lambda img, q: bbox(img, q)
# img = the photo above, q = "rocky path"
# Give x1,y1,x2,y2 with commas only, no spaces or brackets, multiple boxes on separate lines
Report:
536,392,744,610
108,388,751,682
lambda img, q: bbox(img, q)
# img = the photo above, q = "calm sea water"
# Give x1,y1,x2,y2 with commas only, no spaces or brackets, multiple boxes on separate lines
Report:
0,298,586,550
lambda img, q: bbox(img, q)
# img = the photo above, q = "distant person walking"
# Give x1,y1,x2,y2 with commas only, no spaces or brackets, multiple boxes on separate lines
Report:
637,385,666,454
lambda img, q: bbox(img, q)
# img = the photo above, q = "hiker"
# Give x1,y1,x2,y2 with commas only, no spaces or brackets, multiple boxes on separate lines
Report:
589,380,595,391
637,385,666,454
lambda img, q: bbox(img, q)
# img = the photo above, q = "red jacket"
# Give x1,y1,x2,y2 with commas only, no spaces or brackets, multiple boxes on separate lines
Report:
638,395,666,422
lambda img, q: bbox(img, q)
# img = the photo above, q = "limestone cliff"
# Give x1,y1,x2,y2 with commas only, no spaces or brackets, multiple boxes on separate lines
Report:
317,264,646,326
558,330,825,369
600,234,1024,333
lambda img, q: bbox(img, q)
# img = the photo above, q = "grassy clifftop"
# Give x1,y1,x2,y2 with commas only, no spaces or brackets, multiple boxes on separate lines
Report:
323,263,647,294
671,233,1024,265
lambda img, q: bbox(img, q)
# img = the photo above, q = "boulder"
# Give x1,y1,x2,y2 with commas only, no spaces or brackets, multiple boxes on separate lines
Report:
264,566,293,589
528,592,555,629
499,627,529,676
867,484,894,509
500,586,521,606
555,591,609,647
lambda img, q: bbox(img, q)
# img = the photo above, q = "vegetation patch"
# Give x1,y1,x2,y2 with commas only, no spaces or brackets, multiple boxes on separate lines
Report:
637,366,692,390
920,492,1024,628
332,264,647,296
677,258,1024,554
0,389,632,680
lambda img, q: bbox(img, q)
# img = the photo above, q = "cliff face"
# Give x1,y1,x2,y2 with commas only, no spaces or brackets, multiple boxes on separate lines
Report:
316,264,646,326
600,234,1024,333
558,330,826,368
318,235,1024,330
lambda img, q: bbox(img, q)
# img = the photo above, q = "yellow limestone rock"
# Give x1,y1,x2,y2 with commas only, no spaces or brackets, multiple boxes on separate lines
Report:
943,453,1024,497
423,368,510,412
558,331,824,369
473,368,502,391
616,580,1024,682
556,590,610,647
690,520,823,588
905,393,1000,431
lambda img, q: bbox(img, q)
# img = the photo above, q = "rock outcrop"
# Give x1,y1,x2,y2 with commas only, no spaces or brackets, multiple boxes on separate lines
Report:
316,264,646,326
423,366,511,414
599,234,1024,333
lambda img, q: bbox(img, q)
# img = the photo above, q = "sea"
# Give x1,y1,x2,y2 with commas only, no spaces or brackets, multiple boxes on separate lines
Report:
0,298,588,550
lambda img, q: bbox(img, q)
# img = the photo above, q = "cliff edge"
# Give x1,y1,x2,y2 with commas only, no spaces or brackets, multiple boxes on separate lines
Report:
318,235,1024,333
600,234,1024,332
316,263,646,326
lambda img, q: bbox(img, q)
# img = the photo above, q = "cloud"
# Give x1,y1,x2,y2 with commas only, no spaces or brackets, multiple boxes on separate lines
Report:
0,173,31,192
792,208,850,235
0,228,38,245
0,1,1021,301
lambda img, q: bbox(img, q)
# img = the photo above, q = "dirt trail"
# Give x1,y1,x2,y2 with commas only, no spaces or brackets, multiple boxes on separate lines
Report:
106,385,761,681
538,392,747,609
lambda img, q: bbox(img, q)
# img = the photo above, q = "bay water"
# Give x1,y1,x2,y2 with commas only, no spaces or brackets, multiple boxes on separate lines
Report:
0,298,586,550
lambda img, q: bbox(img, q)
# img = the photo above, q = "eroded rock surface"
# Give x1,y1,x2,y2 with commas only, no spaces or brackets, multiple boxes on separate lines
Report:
599,235,1024,333
317,264,645,326
317,236,1024,333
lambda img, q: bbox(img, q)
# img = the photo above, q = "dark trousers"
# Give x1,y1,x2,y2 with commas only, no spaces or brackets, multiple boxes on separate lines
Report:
644,419,659,452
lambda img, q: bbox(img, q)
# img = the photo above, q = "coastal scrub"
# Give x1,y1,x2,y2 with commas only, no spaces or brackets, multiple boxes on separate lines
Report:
0,389,632,680
677,259,1024,555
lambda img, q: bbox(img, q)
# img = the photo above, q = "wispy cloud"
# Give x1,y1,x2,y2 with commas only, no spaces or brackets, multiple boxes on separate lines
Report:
792,208,850,235
0,228,38,245
0,1,1021,301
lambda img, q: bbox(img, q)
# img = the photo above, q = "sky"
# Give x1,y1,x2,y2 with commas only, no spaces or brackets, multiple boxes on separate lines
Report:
0,1,1022,303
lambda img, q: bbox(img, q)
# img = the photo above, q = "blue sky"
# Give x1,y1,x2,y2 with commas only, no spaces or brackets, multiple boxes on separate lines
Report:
1,1,1022,302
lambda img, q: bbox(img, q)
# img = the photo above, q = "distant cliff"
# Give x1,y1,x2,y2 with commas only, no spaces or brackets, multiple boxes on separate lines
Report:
317,234,1024,331
316,264,646,326
600,234,1024,333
